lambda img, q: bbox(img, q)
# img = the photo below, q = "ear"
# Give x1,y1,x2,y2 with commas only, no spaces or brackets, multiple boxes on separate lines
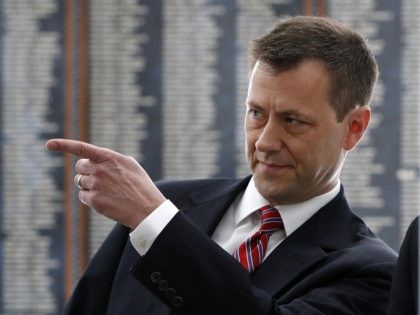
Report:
342,106,371,150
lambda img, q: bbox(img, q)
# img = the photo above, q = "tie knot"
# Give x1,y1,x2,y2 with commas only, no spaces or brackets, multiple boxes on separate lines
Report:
258,205,283,234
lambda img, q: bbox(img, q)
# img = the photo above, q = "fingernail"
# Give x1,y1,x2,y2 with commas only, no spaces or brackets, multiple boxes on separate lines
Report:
47,141,57,150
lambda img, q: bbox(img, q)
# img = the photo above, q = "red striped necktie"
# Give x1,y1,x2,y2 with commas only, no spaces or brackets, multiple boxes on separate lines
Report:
233,205,283,272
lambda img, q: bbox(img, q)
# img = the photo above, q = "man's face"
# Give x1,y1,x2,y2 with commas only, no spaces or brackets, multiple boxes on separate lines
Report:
245,59,348,205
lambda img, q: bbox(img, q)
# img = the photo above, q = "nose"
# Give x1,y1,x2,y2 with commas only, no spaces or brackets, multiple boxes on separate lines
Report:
255,120,283,153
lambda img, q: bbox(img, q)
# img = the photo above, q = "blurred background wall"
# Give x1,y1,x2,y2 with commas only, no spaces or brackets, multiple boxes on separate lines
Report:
0,0,418,314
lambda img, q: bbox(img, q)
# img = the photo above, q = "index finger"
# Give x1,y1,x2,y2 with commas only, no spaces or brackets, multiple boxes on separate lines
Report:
46,139,110,162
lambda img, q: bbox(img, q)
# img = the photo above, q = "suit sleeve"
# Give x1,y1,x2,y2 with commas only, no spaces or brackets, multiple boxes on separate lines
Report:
130,212,395,315
62,224,129,315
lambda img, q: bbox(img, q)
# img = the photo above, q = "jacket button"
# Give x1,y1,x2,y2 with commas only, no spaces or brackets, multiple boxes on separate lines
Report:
150,272,161,283
172,296,183,308
165,288,177,299
158,280,169,291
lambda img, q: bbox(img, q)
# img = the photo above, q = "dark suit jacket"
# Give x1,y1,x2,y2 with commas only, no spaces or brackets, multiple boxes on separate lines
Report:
63,177,397,315
387,216,418,315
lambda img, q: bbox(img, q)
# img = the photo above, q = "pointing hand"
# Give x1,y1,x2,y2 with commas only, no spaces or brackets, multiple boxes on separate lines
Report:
47,139,166,229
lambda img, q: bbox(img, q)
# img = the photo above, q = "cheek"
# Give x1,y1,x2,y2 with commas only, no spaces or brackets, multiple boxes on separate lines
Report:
245,137,255,160
245,129,258,149
302,138,340,171
287,138,319,169
245,133,259,167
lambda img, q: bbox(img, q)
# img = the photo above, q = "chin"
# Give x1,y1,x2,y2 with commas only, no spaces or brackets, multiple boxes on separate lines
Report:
254,175,284,202
254,171,302,205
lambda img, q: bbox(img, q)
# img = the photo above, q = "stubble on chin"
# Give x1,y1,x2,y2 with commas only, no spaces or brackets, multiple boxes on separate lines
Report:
253,170,281,203
248,153,283,203
252,167,298,205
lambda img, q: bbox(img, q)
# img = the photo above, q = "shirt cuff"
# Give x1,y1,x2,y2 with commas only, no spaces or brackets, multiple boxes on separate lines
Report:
129,199,179,255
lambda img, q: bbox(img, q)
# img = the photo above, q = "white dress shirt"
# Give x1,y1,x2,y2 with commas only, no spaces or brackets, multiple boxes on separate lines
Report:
130,177,340,259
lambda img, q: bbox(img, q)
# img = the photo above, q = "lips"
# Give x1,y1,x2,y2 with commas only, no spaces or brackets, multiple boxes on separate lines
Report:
257,160,293,169
252,152,295,172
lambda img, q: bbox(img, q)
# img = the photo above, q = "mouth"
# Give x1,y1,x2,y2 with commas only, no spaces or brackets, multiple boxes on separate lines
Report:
257,160,293,170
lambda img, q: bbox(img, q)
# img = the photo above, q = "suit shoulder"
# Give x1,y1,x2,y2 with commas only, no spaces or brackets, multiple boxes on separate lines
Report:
155,177,248,203
156,177,240,191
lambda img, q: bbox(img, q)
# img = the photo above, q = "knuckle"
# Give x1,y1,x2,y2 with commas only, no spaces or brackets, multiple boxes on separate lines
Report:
75,159,84,172
89,192,100,208
75,144,88,157
127,155,137,162
102,154,118,167
125,156,141,171
92,165,105,176
127,156,140,166
90,177,100,190
75,160,81,171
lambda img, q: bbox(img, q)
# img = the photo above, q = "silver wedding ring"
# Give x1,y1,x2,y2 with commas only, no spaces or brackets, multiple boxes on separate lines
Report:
74,174,84,190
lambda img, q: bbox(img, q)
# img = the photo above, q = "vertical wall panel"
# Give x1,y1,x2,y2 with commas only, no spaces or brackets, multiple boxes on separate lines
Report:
0,1,65,314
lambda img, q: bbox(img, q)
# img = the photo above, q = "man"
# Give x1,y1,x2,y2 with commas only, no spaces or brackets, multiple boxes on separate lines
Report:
48,16,396,314
388,217,418,315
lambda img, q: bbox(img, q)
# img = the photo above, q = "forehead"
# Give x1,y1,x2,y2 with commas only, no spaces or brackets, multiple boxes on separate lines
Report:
247,60,334,116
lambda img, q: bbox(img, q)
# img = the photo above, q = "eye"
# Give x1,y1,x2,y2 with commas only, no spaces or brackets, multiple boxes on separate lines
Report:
248,108,262,119
283,116,311,135
284,116,303,125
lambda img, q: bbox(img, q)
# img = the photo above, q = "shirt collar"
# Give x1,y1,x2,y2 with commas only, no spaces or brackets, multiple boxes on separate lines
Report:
235,177,341,237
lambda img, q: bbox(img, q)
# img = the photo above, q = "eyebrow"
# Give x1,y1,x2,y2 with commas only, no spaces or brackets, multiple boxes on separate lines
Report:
280,109,311,119
246,101,264,110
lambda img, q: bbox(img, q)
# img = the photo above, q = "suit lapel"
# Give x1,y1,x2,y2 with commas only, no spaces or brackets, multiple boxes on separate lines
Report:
251,236,327,296
181,176,251,235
